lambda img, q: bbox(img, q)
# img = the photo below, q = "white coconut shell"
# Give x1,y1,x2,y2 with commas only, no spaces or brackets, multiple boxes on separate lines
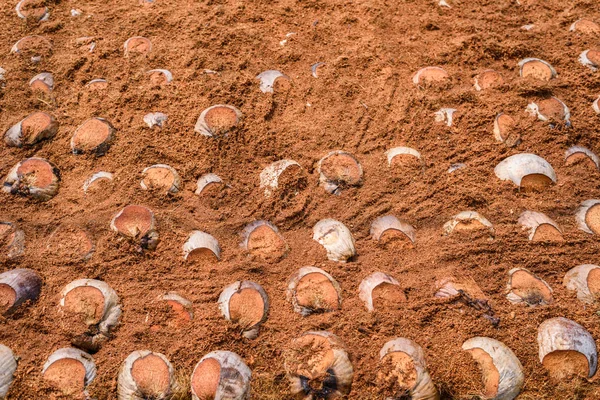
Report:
434,108,457,127
146,69,173,83
506,267,553,306
117,350,175,400
517,211,562,241
0,345,17,398
194,105,242,137
83,171,113,193
183,230,221,261
259,159,301,197
256,70,290,93
286,331,353,399
537,317,597,378
462,337,524,400
143,112,168,129
525,97,570,124
140,164,181,193
380,338,439,400
579,50,598,71
370,215,416,243
218,280,269,339
575,199,600,234
16,0,49,21
563,264,600,304
191,351,251,400
312,219,356,262
358,272,401,312
443,211,493,235
494,154,556,187
287,266,342,316
565,146,600,169
0,268,42,314
60,279,121,335
42,348,97,388
412,66,448,84
2,158,60,201
518,58,557,79
385,147,421,166
29,72,53,90
195,173,224,195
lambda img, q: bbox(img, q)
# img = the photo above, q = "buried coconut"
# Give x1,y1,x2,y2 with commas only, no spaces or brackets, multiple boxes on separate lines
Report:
190,350,251,400
218,281,269,339
570,18,600,34
0,222,25,260
494,153,556,191
71,118,115,156
111,205,159,251
565,146,599,169
150,292,194,330
46,224,95,261
118,350,176,400
140,164,181,194
259,159,306,198
0,268,42,316
287,266,341,316
4,111,58,148
506,268,553,306
183,230,220,264
462,337,524,400
2,157,60,201
443,211,493,236
195,173,226,196
317,151,363,195
517,211,563,242
371,215,416,249
525,97,571,127
385,146,421,169
11,35,52,63
493,113,520,147
563,264,600,304
59,279,121,352
412,66,449,85
538,317,597,380
124,36,152,57
240,220,288,261
16,0,50,21
575,199,600,235
474,69,504,91
313,219,356,262
256,70,290,93
358,272,406,312
42,348,96,396
283,331,353,399
518,58,557,81
83,171,114,195
377,338,439,400
0,345,17,398
146,69,173,85
29,72,54,94
195,105,242,137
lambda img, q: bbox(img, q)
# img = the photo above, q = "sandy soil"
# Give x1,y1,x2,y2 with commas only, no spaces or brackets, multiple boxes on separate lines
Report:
2,0,600,398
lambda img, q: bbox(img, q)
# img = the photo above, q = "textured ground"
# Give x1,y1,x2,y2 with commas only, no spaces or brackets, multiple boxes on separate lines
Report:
2,0,600,398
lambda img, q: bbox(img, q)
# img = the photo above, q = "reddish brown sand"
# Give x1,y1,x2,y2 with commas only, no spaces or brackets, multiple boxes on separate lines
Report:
372,282,407,310
2,0,600,398
542,350,590,380
476,70,504,90
142,166,176,191
378,351,417,394
510,270,553,304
